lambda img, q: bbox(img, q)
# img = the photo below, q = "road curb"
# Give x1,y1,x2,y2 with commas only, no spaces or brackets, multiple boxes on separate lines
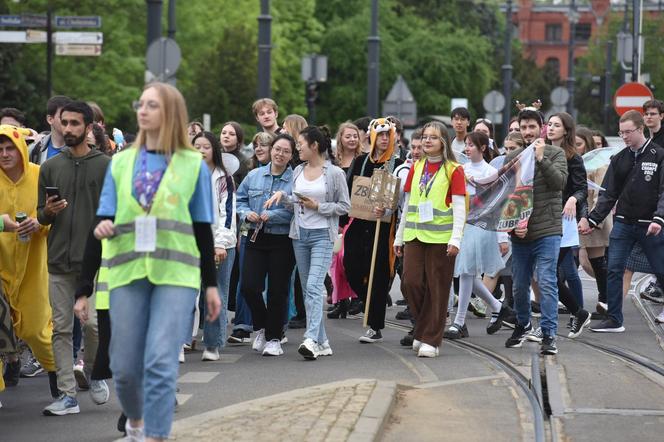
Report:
348,380,398,442
170,378,389,441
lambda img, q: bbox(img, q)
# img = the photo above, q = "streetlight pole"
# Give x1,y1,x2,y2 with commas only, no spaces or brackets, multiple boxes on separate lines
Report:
632,0,642,81
167,0,176,39
46,4,53,99
257,0,272,99
567,0,577,116
367,0,380,117
501,0,513,141
146,0,162,46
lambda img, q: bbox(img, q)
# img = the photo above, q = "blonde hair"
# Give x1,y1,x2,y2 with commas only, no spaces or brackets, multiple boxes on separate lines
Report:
282,114,307,137
134,82,193,155
335,122,361,163
421,121,454,163
252,98,278,116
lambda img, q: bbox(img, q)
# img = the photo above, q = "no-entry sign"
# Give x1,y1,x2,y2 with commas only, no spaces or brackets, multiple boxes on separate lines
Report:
613,82,653,116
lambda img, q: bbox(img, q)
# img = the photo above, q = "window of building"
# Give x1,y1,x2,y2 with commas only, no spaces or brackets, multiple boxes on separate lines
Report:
545,24,563,42
574,23,592,42
545,57,561,79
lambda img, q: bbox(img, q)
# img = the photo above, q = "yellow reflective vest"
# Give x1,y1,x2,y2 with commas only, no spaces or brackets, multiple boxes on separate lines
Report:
95,239,110,310
403,159,459,244
106,147,202,290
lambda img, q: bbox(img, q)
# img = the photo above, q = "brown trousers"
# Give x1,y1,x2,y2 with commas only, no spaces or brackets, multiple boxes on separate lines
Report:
402,240,455,347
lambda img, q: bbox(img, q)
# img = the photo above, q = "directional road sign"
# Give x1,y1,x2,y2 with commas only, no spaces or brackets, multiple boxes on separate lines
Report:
0,14,47,27
53,32,103,45
55,16,102,28
56,44,102,57
613,82,653,116
0,31,29,43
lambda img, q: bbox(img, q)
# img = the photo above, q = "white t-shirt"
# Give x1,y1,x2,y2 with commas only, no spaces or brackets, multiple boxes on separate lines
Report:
463,160,496,196
294,173,328,229
452,137,466,162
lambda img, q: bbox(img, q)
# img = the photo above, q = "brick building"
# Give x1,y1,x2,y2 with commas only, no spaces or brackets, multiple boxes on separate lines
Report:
512,0,661,79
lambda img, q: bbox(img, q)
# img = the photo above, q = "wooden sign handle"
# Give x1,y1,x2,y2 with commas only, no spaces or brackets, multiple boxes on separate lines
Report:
363,218,382,328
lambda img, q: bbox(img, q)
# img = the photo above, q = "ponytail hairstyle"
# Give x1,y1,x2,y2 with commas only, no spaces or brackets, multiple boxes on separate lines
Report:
299,125,336,165
465,131,493,163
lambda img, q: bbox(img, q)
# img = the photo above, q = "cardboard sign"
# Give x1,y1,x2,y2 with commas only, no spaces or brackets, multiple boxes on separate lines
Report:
349,175,399,222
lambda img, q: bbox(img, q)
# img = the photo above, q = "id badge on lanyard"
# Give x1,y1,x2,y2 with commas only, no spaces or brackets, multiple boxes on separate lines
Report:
135,216,157,252
418,201,434,223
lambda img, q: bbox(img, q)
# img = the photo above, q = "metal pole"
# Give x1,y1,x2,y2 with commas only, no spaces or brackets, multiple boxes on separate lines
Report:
146,0,162,46
167,0,176,39
257,0,272,99
632,0,639,81
46,4,53,99
567,0,576,116
501,0,513,141
367,0,380,117
603,40,613,135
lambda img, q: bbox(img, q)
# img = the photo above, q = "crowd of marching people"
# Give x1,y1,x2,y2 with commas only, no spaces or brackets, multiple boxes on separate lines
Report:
1,84,664,441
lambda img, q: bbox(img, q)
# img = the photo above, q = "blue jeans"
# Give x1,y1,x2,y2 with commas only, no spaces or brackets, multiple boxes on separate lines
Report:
233,235,253,332
203,247,236,349
292,228,334,344
559,248,583,308
512,235,561,337
109,279,197,439
607,221,664,325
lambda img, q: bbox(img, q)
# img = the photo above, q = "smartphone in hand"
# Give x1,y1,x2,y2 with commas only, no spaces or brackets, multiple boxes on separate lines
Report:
45,186,61,201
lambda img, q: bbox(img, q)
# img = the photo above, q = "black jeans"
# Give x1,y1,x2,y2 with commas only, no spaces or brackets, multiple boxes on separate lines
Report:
242,231,295,341
91,309,112,380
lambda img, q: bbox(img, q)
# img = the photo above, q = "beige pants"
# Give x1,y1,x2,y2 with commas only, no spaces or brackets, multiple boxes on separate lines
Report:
49,273,98,397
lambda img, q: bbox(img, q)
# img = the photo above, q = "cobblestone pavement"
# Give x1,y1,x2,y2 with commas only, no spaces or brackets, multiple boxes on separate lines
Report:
171,379,383,442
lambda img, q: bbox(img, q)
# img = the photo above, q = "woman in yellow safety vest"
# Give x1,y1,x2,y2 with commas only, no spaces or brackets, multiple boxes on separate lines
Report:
93,82,220,442
393,121,467,358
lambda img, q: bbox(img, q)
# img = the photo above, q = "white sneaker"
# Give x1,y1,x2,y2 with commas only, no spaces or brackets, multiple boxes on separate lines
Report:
317,341,333,356
178,346,185,363
280,335,288,345
262,339,283,356
73,361,89,390
114,420,145,442
655,310,664,323
90,379,110,405
201,347,220,361
298,338,318,360
412,339,422,352
252,329,266,352
417,343,439,358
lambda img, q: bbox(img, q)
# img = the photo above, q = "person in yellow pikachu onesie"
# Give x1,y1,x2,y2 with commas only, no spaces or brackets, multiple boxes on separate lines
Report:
0,124,57,398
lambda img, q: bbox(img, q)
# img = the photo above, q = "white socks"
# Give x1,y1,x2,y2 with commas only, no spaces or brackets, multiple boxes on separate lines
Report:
454,274,502,326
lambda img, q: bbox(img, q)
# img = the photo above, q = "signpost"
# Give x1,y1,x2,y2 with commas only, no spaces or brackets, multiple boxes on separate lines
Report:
54,16,101,28
482,90,505,125
146,37,182,85
53,31,103,44
55,44,102,57
383,75,417,127
613,82,653,116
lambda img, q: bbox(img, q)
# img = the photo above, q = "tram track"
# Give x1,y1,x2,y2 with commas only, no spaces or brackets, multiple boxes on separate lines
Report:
383,318,549,442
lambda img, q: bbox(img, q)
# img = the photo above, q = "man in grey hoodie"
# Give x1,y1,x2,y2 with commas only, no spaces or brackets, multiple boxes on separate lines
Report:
37,101,110,416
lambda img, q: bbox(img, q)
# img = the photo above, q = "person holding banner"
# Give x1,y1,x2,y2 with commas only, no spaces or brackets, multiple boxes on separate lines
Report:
393,121,466,357
505,107,568,355
343,118,403,343
443,132,513,340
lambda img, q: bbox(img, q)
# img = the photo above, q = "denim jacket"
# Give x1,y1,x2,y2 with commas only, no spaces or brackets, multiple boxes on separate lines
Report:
288,161,351,242
236,163,293,235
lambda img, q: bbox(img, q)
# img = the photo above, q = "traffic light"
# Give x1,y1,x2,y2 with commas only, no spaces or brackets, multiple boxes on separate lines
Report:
590,75,604,98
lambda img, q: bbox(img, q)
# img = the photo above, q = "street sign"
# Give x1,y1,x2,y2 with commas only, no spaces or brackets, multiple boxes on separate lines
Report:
382,75,417,126
54,32,103,45
0,30,28,43
482,90,505,113
55,44,102,57
0,14,48,27
0,15,22,27
451,98,468,111
550,87,570,106
55,16,102,28
146,37,181,81
485,112,503,125
613,82,653,116
26,29,47,43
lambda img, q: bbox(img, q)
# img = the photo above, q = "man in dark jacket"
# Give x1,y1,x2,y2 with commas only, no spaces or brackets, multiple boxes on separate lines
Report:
504,108,568,355
38,101,110,415
579,110,664,332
